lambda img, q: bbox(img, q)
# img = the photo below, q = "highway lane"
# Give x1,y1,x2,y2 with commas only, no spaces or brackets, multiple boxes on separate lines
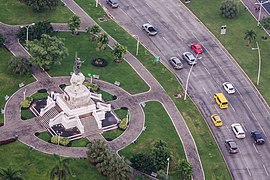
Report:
100,0,270,179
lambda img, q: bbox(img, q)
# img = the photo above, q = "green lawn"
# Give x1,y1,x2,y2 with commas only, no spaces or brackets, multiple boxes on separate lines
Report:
0,141,106,180
75,0,231,178
21,108,34,120
119,101,185,177
184,0,270,103
49,32,149,94
0,0,73,24
0,48,34,124
114,108,128,119
102,129,124,141
31,92,48,101
97,89,113,102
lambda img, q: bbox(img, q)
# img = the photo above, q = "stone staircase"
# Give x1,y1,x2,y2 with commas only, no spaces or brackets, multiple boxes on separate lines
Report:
35,107,59,129
80,116,103,141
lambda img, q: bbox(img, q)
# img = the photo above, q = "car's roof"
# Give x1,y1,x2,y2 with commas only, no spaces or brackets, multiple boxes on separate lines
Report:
183,52,195,59
224,82,233,88
228,141,237,148
193,43,201,48
254,132,263,138
171,57,181,63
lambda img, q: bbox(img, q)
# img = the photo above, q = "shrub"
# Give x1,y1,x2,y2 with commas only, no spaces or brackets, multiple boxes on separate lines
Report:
119,117,129,130
83,82,99,92
112,95,117,100
220,0,238,19
20,100,32,108
0,33,5,47
60,137,70,146
91,58,108,67
59,84,66,90
8,56,30,75
51,136,59,144
0,123,4,127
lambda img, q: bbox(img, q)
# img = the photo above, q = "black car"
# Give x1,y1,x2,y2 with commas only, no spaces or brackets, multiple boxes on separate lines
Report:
251,131,265,145
225,139,238,154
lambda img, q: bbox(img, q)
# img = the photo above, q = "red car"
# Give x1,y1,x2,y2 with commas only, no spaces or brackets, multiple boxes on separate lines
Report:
191,43,203,54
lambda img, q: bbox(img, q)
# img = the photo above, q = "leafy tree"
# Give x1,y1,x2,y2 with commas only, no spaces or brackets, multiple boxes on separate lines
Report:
50,154,72,180
96,33,109,51
68,15,81,34
87,139,110,164
244,30,256,46
176,159,192,180
0,33,5,47
112,43,127,63
17,21,54,42
19,0,60,12
27,34,68,70
0,166,23,180
130,153,154,174
87,25,101,41
220,0,238,19
151,140,171,172
158,169,171,180
8,56,30,75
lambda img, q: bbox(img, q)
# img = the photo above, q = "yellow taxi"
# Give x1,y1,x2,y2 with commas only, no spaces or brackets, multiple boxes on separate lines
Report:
211,114,223,127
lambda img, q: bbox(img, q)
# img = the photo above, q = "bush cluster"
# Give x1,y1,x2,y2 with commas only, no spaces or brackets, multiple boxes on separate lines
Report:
51,135,70,146
20,97,34,108
91,58,108,67
119,117,129,130
83,82,99,92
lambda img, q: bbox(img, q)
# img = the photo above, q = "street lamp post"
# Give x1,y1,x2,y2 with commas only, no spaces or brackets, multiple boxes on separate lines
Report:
255,1,269,26
132,35,139,56
184,54,200,100
20,23,35,46
23,89,27,100
96,0,99,7
166,158,170,176
252,41,261,86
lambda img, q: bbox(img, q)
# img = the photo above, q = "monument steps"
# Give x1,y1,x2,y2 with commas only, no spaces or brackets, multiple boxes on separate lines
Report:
36,107,59,129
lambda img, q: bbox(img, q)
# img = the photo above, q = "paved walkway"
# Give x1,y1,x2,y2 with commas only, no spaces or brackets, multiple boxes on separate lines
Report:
0,0,204,179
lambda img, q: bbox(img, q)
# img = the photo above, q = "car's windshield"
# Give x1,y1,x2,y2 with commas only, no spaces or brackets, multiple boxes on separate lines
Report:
148,27,156,32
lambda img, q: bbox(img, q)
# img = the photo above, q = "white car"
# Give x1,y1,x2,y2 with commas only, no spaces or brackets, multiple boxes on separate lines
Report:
223,82,235,94
142,23,157,36
231,123,245,139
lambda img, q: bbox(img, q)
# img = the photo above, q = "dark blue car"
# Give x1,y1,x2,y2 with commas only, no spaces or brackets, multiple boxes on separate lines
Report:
251,131,265,145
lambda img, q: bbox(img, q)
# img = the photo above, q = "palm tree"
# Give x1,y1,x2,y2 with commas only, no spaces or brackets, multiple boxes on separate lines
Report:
68,15,81,34
87,139,110,164
87,25,100,41
0,166,23,180
244,30,256,46
112,43,127,63
50,154,72,180
7,56,30,75
96,33,109,51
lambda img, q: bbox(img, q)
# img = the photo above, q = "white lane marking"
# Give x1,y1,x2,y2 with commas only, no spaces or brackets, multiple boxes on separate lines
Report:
246,167,252,177
229,103,236,112
263,164,269,176
204,66,211,75
241,123,248,132
214,105,220,114
162,36,169,44
252,143,258,153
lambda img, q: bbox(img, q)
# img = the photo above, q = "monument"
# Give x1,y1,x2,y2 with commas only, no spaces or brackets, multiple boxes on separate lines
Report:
39,55,117,139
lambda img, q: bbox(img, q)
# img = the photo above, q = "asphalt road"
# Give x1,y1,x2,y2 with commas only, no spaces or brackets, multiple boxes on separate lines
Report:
100,0,270,179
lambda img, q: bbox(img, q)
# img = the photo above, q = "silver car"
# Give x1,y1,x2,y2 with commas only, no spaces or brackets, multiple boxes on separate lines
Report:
169,57,183,70
182,52,197,65
142,23,157,36
106,0,119,8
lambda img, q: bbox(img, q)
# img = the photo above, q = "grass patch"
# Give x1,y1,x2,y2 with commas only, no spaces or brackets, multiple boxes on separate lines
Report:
102,129,124,141
114,108,128,119
70,138,90,147
21,108,34,120
0,48,34,124
37,132,51,142
75,0,231,178
0,0,73,24
119,101,185,177
184,0,270,103
97,89,113,102
30,92,48,101
0,141,105,179
48,32,149,94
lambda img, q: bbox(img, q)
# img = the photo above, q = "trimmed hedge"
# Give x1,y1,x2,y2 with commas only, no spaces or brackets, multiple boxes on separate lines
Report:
91,58,108,67
51,135,70,146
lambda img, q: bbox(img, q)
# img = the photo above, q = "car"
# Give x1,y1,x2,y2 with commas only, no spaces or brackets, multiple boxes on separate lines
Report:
211,114,223,127
231,123,246,139
191,43,203,54
225,139,238,154
182,52,197,65
251,131,265,145
169,57,183,70
106,0,119,8
142,23,157,36
223,82,235,94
